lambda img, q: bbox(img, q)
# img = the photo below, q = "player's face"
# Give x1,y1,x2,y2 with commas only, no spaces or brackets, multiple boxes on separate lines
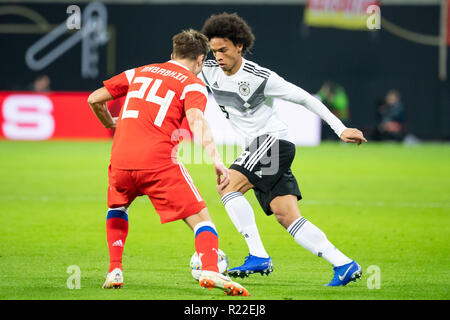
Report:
210,37,243,76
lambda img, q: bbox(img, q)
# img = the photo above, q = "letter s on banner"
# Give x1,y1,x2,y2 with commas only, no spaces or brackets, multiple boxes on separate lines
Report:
2,94,55,140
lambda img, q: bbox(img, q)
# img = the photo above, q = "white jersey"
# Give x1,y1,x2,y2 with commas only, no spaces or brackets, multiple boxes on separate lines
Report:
201,58,346,147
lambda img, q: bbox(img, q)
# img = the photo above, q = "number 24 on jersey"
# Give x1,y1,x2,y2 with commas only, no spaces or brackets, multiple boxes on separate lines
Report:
121,76,175,127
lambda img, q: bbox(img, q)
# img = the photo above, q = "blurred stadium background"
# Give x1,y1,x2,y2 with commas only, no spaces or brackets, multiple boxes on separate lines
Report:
0,0,449,301
0,0,449,142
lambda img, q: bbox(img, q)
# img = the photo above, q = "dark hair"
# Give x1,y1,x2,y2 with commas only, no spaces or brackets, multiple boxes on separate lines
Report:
201,12,255,55
172,29,210,61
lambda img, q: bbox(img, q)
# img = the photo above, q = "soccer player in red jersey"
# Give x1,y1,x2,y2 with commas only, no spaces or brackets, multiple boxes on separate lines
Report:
87,29,249,296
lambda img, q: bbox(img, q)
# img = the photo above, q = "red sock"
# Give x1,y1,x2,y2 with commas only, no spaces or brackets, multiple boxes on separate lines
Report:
106,209,129,272
194,222,219,273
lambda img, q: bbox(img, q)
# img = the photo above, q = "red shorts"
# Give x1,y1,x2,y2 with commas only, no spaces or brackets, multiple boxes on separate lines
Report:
107,163,206,224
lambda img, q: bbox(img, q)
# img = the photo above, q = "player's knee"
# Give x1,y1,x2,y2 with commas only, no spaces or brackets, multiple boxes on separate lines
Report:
218,171,253,197
219,182,241,197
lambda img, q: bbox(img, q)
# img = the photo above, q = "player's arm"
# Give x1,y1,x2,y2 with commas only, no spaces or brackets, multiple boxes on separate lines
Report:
298,91,366,145
266,73,367,145
87,87,117,129
186,108,230,188
89,69,133,129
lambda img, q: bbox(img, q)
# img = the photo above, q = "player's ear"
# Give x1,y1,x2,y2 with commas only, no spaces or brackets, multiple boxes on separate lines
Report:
236,43,243,55
197,54,205,66
171,52,174,60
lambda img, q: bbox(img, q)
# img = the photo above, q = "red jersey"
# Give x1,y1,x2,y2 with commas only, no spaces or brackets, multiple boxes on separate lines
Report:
103,60,207,170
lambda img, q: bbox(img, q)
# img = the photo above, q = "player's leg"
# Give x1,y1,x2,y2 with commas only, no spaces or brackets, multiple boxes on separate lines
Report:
218,169,270,260
219,136,283,267
103,206,129,289
103,166,138,289
270,194,362,286
271,194,352,265
183,208,219,274
183,208,249,296
143,164,249,295
105,206,129,271
223,135,297,277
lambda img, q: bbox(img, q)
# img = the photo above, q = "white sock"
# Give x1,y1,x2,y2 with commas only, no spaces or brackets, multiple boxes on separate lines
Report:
287,217,352,267
221,192,269,258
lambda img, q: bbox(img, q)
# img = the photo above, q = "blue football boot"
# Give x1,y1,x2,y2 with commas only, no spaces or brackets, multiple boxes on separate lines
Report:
326,261,362,286
228,254,274,278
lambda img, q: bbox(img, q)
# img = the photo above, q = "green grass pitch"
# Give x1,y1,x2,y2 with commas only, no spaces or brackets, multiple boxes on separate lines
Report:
0,140,449,300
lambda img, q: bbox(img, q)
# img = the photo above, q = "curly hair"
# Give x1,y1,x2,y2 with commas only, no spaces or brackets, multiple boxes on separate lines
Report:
201,12,255,55
172,29,210,61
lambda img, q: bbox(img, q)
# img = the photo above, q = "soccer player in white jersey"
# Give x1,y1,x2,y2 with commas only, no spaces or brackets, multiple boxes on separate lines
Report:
200,13,367,286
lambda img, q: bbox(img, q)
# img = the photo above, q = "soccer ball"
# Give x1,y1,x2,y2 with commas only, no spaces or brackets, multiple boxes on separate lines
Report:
189,249,229,280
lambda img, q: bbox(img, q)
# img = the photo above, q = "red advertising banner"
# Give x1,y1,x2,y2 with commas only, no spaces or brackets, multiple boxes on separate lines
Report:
447,0,450,46
0,91,113,140
0,91,192,141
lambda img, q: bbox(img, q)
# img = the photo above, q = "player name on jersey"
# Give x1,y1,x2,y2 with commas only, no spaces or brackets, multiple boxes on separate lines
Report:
142,65,188,83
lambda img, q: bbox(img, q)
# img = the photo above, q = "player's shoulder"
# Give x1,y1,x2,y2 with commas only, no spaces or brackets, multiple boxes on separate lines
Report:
180,72,207,98
185,73,206,88
242,59,272,80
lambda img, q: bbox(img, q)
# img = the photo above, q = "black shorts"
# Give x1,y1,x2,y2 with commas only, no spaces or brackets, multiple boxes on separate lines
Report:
230,134,302,215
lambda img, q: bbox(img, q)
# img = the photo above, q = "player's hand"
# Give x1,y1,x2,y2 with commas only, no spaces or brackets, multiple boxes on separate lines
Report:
214,160,230,191
340,128,367,145
109,117,119,129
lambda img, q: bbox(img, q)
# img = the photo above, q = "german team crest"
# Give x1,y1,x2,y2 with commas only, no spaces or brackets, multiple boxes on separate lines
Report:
238,81,251,96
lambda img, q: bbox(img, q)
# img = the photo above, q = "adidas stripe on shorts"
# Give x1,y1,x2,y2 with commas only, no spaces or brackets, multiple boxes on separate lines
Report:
230,134,302,215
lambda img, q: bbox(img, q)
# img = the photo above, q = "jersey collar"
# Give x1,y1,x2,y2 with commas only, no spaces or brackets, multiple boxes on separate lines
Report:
168,60,190,71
